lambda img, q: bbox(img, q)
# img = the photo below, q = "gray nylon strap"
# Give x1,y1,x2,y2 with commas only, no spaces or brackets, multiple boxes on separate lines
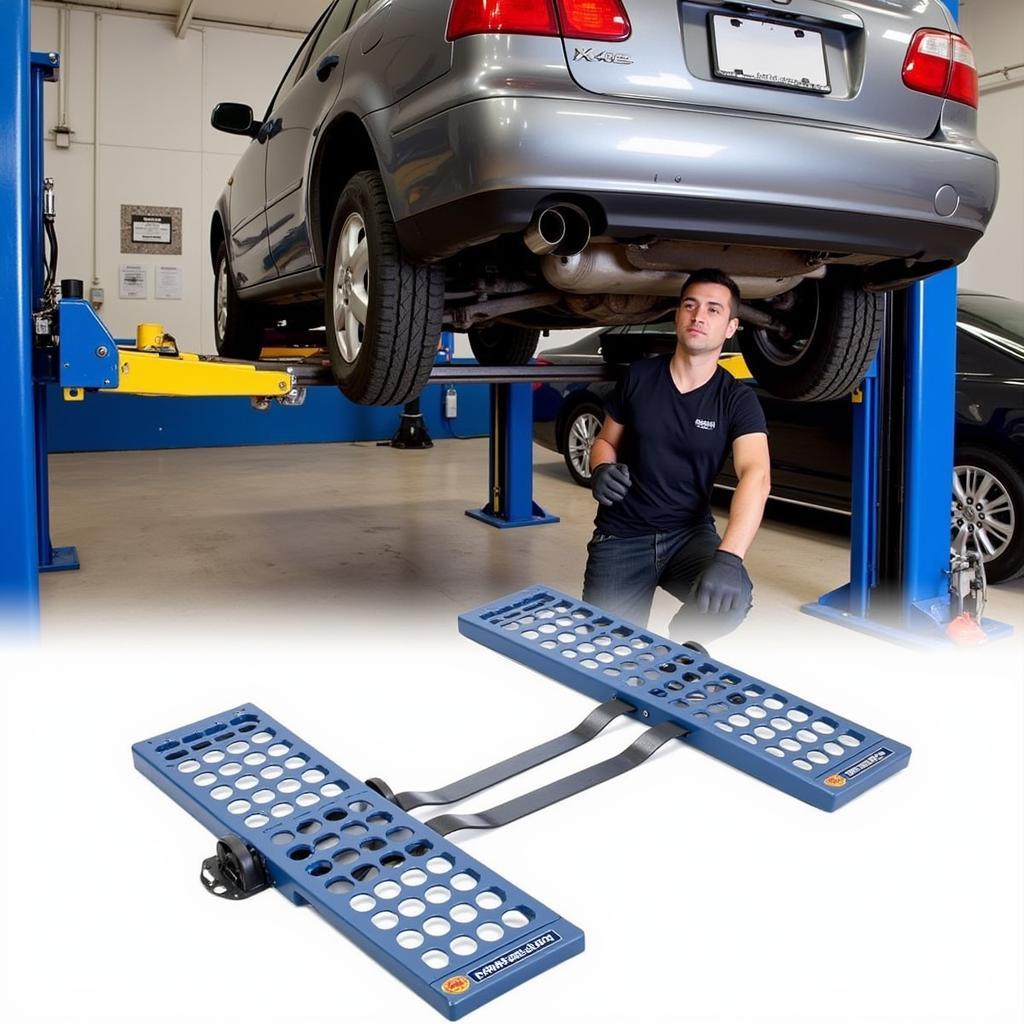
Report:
425,720,687,838
393,698,635,812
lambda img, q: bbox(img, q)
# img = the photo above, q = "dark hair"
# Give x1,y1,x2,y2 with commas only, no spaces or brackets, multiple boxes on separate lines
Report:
680,268,741,318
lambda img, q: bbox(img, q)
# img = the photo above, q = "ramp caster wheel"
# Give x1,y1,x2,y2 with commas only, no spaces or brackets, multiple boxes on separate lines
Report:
201,835,270,900
682,640,709,656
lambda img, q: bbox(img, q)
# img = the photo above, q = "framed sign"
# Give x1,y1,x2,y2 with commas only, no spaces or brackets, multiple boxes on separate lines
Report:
121,204,183,255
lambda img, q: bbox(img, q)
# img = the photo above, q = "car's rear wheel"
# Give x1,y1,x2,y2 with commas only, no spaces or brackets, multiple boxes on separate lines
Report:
213,241,264,360
738,278,883,402
953,447,1024,584
325,170,444,406
560,399,604,487
467,325,540,366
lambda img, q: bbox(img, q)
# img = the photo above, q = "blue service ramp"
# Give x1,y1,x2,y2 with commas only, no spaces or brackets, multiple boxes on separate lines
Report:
459,586,910,811
133,706,583,1019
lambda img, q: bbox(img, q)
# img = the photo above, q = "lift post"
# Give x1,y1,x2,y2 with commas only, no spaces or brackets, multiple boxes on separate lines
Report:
467,381,559,529
0,1,41,627
803,276,1011,644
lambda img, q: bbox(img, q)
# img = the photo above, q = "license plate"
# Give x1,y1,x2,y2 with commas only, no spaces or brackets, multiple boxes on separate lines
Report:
710,14,830,94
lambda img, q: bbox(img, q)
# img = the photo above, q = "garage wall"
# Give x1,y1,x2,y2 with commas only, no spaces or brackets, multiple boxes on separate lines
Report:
959,0,1024,301
30,4,301,354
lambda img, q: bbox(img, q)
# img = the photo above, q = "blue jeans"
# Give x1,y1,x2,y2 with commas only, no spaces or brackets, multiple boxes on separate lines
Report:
582,523,753,643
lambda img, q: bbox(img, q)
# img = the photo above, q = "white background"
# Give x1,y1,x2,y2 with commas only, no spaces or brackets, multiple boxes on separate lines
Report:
1,628,1021,1024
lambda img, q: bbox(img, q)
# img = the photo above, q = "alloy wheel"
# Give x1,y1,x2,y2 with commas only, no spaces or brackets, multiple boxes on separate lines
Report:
215,260,229,341
332,212,370,364
568,410,602,479
952,463,1015,563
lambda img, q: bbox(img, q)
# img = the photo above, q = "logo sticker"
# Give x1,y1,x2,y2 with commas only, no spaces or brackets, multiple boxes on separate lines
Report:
468,931,562,984
838,746,894,781
824,774,847,788
441,976,471,996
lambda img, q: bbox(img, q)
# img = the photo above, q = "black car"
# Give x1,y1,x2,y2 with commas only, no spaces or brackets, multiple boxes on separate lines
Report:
532,292,1024,583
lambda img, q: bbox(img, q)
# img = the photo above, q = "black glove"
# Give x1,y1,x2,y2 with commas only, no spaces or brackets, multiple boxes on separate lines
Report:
695,549,745,614
591,462,632,506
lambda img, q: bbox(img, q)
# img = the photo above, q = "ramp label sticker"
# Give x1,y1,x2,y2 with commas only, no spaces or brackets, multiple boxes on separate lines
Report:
469,931,562,984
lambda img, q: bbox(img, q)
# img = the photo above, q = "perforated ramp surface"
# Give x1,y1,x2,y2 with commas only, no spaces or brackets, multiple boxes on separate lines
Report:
133,706,583,1019
459,586,910,811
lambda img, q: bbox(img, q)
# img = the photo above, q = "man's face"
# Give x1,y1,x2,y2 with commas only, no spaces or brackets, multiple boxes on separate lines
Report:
675,282,740,356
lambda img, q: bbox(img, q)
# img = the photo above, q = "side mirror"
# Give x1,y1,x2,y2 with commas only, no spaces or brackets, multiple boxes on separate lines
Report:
211,102,261,138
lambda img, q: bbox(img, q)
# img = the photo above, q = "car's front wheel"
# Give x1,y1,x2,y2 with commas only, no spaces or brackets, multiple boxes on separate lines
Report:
325,170,444,406
468,325,540,366
213,241,264,360
560,399,604,487
953,447,1024,584
739,278,883,402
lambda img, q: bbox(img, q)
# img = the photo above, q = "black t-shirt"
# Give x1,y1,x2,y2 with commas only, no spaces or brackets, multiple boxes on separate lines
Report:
596,355,767,536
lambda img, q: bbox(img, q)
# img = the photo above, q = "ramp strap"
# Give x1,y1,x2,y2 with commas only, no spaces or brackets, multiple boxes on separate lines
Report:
425,721,687,837
392,698,635,811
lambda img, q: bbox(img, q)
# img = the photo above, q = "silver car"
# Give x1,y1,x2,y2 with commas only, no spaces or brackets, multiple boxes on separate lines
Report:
211,0,996,405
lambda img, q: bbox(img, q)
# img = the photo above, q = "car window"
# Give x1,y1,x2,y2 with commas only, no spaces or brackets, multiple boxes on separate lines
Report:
265,2,337,118
305,0,359,72
957,323,1024,378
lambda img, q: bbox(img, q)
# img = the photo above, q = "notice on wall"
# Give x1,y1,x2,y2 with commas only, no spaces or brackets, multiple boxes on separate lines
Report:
132,215,172,245
121,204,183,255
155,265,184,301
119,264,148,300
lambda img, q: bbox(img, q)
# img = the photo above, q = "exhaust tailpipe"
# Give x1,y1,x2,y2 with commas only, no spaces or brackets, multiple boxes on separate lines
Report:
524,204,591,258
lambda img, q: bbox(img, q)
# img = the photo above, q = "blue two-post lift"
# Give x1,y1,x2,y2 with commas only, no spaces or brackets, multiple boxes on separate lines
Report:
0,0,1008,644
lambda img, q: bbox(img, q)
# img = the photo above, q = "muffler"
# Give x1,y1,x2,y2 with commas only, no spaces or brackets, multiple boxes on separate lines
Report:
542,243,822,299
524,204,591,258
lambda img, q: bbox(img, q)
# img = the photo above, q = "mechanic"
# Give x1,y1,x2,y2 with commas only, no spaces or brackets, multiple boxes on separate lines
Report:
583,268,771,641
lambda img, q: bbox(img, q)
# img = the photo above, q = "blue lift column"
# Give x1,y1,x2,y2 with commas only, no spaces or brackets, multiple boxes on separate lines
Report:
466,382,559,529
30,50,78,575
0,0,40,629
805,0,1009,644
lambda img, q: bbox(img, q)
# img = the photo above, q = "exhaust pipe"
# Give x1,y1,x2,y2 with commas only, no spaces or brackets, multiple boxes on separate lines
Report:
524,204,591,258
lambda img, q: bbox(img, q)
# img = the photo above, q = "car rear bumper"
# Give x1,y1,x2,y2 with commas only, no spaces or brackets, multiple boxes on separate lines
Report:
377,96,997,273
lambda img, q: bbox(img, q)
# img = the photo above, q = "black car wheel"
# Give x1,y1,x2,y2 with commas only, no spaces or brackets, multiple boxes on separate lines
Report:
739,277,883,402
560,399,604,487
213,240,264,360
468,324,540,365
953,447,1024,583
325,170,444,406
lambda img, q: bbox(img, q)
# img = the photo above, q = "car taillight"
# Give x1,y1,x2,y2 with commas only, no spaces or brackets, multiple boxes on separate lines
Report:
555,0,631,41
447,0,631,41
447,0,560,40
902,29,978,108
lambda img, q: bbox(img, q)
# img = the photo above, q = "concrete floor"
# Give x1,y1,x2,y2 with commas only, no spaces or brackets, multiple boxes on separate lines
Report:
39,437,1024,667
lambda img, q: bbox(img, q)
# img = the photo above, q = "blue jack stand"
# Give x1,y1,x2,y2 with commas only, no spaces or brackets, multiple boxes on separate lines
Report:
466,382,559,529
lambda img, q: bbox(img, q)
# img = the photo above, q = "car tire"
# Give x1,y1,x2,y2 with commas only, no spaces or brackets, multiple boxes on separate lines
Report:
325,170,444,406
953,447,1024,584
467,325,540,366
739,278,883,402
560,399,605,487
213,240,265,360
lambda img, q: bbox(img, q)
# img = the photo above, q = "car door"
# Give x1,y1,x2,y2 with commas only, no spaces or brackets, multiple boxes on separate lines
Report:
264,0,362,277
228,10,329,289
